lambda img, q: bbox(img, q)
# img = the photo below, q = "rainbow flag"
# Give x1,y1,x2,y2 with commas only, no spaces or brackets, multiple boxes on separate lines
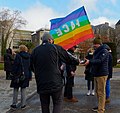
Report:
50,6,94,49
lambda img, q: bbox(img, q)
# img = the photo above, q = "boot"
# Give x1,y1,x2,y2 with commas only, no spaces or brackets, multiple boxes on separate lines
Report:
64,97,78,102
105,98,110,104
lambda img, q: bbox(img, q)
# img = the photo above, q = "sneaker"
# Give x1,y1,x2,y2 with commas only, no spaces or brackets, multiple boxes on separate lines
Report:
21,105,26,109
92,107,98,112
105,98,110,104
87,90,90,96
91,90,95,96
10,105,17,110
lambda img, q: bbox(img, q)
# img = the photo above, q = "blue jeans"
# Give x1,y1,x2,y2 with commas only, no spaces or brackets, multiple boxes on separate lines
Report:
106,79,110,99
39,88,63,113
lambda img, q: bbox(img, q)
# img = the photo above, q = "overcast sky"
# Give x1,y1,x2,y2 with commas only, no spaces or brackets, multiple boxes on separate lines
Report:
0,0,119,31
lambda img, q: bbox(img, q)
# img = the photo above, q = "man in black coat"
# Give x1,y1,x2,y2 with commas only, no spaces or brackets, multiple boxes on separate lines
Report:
30,32,79,113
84,37,109,113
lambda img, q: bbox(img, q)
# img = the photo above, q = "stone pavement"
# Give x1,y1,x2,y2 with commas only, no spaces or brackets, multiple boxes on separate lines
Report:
0,66,120,113
0,70,37,113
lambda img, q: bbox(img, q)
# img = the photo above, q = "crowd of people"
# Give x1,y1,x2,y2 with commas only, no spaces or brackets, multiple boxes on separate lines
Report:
83,38,113,113
3,32,113,113
4,45,32,109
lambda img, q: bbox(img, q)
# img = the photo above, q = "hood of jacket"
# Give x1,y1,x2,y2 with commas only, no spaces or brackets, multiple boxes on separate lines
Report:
103,44,111,51
19,51,30,59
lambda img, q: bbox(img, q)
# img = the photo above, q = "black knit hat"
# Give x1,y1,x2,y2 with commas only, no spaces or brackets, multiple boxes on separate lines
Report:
93,37,102,44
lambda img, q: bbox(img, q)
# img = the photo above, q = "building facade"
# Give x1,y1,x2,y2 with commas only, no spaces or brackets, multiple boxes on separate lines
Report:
11,29,33,51
115,20,120,58
92,21,120,58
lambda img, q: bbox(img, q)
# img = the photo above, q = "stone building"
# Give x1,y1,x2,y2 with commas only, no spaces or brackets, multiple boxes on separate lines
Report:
115,20,120,58
92,22,115,42
92,21,120,58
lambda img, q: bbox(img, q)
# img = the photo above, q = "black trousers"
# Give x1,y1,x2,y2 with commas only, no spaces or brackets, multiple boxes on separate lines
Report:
6,71,11,80
87,80,94,90
64,85,73,99
39,88,63,113
64,77,74,99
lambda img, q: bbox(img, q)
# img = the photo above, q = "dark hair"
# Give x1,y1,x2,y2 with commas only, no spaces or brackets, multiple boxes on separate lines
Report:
6,48,12,54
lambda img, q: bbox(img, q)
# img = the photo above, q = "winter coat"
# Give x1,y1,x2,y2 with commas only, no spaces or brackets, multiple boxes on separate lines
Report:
4,53,14,71
84,53,94,81
89,45,109,77
30,41,79,94
107,52,113,79
10,51,32,88
66,49,77,86
103,44,113,79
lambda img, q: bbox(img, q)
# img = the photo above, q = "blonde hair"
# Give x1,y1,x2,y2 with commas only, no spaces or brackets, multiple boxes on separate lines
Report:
19,45,28,52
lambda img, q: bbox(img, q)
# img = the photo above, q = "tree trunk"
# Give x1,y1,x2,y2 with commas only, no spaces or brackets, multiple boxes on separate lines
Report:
1,35,7,57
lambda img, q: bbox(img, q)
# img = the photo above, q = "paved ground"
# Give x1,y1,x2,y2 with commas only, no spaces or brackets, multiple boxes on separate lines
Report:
6,77,120,113
1,66,120,113
0,71,37,113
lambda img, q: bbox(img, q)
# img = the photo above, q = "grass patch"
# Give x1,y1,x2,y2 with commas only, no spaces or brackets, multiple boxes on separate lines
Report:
0,63,4,70
114,64,120,68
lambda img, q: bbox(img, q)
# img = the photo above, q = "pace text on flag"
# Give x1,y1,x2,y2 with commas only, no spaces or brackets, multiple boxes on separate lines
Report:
50,6,94,49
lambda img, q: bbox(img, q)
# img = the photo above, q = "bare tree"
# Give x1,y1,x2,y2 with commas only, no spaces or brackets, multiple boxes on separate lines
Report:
0,8,27,56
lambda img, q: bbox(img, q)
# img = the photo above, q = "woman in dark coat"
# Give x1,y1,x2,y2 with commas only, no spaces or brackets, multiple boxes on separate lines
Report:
10,45,32,109
4,48,14,80
84,48,95,96
64,46,78,102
